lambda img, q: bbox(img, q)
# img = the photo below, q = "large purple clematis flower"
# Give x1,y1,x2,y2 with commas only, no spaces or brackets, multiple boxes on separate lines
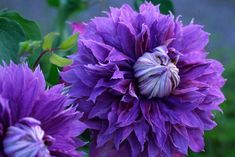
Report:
61,2,225,157
0,62,86,157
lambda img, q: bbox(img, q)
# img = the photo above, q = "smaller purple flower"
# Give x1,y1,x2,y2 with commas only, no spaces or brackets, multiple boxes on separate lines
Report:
0,62,86,157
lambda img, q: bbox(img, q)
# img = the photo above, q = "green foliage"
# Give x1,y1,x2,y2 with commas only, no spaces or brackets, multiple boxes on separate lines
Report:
42,32,59,50
27,32,78,85
40,32,77,68
48,0,88,11
48,0,60,7
0,10,41,40
19,40,41,56
0,18,25,62
61,0,88,13
49,53,72,67
60,33,78,51
0,10,41,63
134,0,174,14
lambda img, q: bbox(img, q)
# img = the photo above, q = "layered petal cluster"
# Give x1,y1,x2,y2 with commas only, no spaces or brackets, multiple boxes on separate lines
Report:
0,62,86,157
61,2,225,157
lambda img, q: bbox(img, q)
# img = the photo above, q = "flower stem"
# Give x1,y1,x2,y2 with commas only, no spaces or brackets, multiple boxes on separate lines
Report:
33,48,59,70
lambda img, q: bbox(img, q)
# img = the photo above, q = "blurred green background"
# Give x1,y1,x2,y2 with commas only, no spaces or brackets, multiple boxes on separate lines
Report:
0,0,235,156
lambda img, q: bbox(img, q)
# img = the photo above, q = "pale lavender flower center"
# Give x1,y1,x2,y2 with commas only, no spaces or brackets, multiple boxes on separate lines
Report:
3,118,51,157
134,46,180,99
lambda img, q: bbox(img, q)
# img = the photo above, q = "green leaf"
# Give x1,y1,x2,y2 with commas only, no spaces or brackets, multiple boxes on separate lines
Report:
46,64,60,86
19,40,41,56
59,33,78,50
155,0,174,14
0,17,26,62
49,53,72,67
0,10,41,40
62,0,88,13
48,0,60,7
19,41,29,55
134,0,144,10
42,32,59,50
0,10,41,63
134,0,174,14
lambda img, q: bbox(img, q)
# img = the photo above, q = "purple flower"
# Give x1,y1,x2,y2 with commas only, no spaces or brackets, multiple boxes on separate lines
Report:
0,62,86,157
61,2,225,157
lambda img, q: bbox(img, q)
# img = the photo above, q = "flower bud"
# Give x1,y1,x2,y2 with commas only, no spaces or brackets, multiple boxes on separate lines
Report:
134,46,180,99
3,117,50,157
